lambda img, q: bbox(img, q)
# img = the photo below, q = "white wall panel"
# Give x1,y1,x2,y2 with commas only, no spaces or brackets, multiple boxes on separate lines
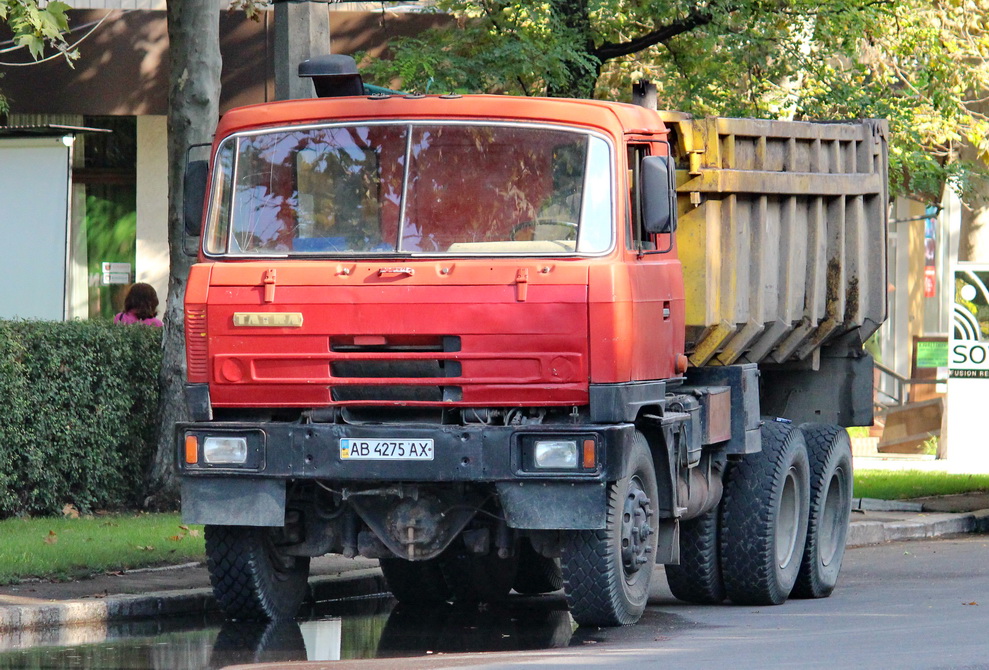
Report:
0,137,71,319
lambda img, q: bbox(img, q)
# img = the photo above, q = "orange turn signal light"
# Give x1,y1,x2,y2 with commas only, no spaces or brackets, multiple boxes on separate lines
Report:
185,435,199,464
582,439,596,469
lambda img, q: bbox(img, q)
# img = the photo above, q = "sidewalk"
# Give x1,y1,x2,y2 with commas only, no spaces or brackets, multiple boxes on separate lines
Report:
0,497,986,637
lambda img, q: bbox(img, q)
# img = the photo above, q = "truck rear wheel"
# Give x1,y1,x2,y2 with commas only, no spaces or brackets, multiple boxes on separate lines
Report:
664,508,725,604
440,540,519,604
205,525,311,621
791,423,853,599
719,421,810,606
379,556,453,606
561,433,658,627
513,538,563,595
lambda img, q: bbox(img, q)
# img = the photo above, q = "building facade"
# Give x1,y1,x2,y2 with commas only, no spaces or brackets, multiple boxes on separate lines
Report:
0,3,441,319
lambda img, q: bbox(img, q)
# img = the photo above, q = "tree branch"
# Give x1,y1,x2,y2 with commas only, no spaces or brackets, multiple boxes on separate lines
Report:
592,5,720,62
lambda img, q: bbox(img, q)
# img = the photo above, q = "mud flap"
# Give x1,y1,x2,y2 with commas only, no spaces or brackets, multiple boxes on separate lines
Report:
496,481,608,529
181,477,286,527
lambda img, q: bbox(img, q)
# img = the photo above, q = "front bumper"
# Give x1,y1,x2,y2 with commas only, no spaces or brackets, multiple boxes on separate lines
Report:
177,420,637,529
177,420,636,482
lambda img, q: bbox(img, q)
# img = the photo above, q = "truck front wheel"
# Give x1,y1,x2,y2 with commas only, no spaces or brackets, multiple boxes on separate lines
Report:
205,525,311,621
791,423,853,599
561,433,658,627
719,421,810,606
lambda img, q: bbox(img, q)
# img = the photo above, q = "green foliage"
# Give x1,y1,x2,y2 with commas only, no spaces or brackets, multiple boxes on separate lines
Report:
362,2,601,96
0,320,161,518
364,0,989,203
0,0,76,62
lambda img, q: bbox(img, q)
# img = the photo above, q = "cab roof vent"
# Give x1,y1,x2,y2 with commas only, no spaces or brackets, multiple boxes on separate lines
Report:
299,55,364,98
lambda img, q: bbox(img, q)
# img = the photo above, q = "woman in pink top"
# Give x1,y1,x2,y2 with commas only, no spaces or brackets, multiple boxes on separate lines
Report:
114,282,164,327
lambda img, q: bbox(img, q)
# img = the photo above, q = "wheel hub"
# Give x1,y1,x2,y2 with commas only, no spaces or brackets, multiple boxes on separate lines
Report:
620,479,654,575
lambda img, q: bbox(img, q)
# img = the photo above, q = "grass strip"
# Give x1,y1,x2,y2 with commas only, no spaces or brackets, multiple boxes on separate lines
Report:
0,513,204,585
853,470,989,501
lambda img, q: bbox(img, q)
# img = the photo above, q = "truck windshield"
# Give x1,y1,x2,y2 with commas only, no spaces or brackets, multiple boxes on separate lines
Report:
204,123,613,256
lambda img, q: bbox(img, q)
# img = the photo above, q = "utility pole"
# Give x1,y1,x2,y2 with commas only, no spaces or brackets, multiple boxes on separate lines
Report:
272,0,330,101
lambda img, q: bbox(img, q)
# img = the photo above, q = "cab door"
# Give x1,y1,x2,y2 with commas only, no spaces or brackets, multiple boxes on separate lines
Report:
626,141,685,382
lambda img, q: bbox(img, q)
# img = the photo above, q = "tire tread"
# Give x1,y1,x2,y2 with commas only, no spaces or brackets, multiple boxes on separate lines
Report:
719,422,809,606
205,525,310,621
665,509,724,604
791,423,853,599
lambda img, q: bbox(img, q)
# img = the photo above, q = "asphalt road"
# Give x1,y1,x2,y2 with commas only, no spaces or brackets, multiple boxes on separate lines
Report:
298,535,989,670
451,535,989,670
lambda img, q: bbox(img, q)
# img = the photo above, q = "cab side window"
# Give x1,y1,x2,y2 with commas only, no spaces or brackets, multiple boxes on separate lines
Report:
626,144,655,251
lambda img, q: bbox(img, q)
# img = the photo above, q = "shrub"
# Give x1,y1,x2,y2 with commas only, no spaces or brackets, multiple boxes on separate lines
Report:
0,320,161,517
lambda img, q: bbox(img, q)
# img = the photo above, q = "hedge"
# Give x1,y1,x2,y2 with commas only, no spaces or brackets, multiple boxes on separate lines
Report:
0,320,162,517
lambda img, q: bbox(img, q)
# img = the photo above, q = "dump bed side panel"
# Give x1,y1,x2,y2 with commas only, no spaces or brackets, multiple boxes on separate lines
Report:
662,114,889,367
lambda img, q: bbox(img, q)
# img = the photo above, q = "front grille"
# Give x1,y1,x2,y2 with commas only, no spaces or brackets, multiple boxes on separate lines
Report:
332,385,463,402
330,335,461,353
328,335,463,403
331,360,462,379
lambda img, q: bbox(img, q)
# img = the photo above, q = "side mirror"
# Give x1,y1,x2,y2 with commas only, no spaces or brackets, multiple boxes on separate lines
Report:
641,155,677,234
183,150,209,237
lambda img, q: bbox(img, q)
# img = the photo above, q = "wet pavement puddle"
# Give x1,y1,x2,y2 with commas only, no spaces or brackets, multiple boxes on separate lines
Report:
0,593,579,669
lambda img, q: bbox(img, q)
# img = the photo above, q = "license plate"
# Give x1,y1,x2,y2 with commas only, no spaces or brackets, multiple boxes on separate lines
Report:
339,438,434,461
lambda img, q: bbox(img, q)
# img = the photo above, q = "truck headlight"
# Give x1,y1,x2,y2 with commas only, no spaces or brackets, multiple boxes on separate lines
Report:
534,440,578,469
203,436,248,464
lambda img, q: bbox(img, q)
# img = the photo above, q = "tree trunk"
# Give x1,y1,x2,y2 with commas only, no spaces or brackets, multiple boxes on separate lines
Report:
958,98,989,261
148,0,221,508
959,198,989,262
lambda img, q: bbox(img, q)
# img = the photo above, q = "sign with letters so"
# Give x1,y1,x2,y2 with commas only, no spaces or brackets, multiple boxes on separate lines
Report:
950,268,989,378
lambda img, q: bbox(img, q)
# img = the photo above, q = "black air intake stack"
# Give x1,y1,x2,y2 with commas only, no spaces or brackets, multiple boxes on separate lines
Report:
299,55,364,98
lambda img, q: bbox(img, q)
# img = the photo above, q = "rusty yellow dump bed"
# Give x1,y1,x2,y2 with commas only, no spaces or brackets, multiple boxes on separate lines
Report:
660,113,889,367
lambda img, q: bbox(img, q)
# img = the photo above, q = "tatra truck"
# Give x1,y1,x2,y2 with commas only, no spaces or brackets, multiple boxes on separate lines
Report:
178,56,888,627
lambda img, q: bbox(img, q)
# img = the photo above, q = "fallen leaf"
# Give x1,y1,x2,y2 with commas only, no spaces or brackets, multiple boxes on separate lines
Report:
964,601,979,606
44,531,58,545
135,545,155,552
168,535,184,542
62,504,79,519
188,529,200,538
179,525,189,531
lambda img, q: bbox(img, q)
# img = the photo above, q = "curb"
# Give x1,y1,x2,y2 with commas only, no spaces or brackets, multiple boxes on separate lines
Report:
0,568,386,634
846,509,989,547
853,497,925,512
